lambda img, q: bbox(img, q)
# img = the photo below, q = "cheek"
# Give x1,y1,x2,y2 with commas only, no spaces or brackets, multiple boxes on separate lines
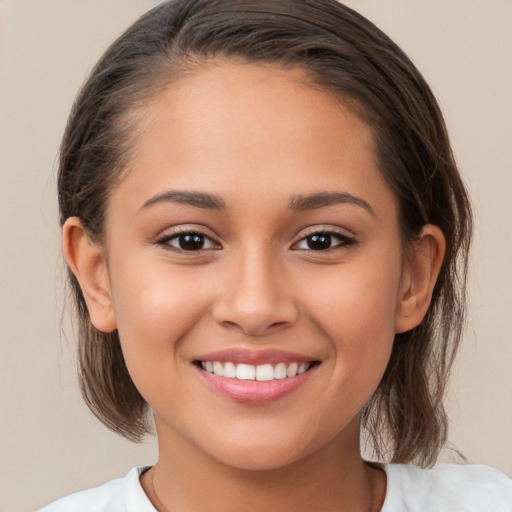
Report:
308,254,401,335
306,253,401,389
108,260,212,374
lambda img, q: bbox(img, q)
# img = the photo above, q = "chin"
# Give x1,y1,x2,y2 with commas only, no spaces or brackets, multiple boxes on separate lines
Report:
214,447,302,472
201,431,320,472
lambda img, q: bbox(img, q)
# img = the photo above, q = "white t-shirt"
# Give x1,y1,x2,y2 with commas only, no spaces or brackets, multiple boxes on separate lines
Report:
37,463,512,511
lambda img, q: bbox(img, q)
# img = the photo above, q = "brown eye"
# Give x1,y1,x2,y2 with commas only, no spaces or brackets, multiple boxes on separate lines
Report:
159,232,218,251
306,233,332,250
295,232,354,251
175,234,206,250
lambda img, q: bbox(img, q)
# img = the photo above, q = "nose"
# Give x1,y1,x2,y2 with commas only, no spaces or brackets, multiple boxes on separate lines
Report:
212,248,299,337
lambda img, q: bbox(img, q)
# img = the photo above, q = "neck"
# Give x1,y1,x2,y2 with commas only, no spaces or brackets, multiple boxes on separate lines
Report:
141,416,386,512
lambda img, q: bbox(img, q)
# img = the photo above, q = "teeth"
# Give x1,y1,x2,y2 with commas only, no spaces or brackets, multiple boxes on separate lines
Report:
201,361,312,380
256,364,274,381
224,361,236,378
236,363,256,380
213,361,224,377
274,363,287,380
297,362,309,375
286,362,298,377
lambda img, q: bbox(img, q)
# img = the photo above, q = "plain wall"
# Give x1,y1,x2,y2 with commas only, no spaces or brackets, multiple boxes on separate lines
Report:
1,1,511,511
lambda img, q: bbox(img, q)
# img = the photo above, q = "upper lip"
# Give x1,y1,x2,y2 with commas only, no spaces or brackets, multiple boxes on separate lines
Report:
193,348,318,365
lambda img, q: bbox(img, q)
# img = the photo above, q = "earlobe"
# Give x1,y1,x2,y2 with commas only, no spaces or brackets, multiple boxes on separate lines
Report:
62,217,117,333
395,225,446,334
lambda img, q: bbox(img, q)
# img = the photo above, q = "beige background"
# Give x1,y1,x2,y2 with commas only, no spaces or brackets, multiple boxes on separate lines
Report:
1,1,511,511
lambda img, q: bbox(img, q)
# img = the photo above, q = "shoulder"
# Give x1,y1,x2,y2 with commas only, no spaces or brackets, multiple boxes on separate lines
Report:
382,463,512,512
36,466,156,512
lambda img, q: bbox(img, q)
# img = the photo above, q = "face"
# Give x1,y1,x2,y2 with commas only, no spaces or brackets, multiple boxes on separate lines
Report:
101,62,407,470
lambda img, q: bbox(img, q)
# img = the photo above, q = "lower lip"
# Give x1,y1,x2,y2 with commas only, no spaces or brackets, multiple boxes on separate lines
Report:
196,365,317,404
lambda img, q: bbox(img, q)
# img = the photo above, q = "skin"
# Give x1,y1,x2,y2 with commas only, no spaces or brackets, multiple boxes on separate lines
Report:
64,62,445,512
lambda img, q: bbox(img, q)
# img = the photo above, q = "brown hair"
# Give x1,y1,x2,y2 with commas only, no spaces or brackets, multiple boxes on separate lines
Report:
59,0,472,467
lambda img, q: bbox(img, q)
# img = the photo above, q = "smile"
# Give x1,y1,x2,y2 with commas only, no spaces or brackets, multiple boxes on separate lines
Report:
193,349,319,404
200,361,311,381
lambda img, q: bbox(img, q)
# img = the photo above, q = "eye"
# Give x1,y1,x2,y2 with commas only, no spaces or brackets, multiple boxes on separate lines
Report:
293,231,354,251
157,231,219,252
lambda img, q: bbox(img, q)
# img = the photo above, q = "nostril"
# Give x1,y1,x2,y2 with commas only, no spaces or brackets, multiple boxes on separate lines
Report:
212,289,299,336
218,317,283,337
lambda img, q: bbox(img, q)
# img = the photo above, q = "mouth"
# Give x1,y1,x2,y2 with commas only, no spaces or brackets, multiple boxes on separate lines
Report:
192,349,320,404
194,360,314,381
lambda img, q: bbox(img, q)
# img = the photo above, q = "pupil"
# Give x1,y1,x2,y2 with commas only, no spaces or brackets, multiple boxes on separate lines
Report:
308,233,331,250
180,234,204,250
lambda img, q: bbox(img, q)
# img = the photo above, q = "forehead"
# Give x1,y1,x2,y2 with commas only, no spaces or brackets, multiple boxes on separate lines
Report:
112,61,396,219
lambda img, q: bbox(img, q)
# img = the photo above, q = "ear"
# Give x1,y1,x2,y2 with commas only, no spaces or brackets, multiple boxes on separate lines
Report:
62,217,117,333
395,225,446,334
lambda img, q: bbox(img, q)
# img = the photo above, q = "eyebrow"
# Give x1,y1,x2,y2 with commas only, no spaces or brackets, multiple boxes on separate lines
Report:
140,190,226,211
288,191,375,216
140,189,374,216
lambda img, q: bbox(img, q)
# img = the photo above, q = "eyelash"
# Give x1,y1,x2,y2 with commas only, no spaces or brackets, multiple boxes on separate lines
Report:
291,229,355,252
155,229,221,252
155,228,355,253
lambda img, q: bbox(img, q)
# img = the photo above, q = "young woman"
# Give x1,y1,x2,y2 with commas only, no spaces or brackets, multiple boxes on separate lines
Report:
38,1,511,510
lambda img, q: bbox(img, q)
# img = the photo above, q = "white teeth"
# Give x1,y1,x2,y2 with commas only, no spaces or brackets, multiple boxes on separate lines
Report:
213,361,224,377
256,364,274,381
297,362,309,375
223,361,236,378
274,363,287,380
236,363,256,380
202,361,313,380
286,362,298,378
